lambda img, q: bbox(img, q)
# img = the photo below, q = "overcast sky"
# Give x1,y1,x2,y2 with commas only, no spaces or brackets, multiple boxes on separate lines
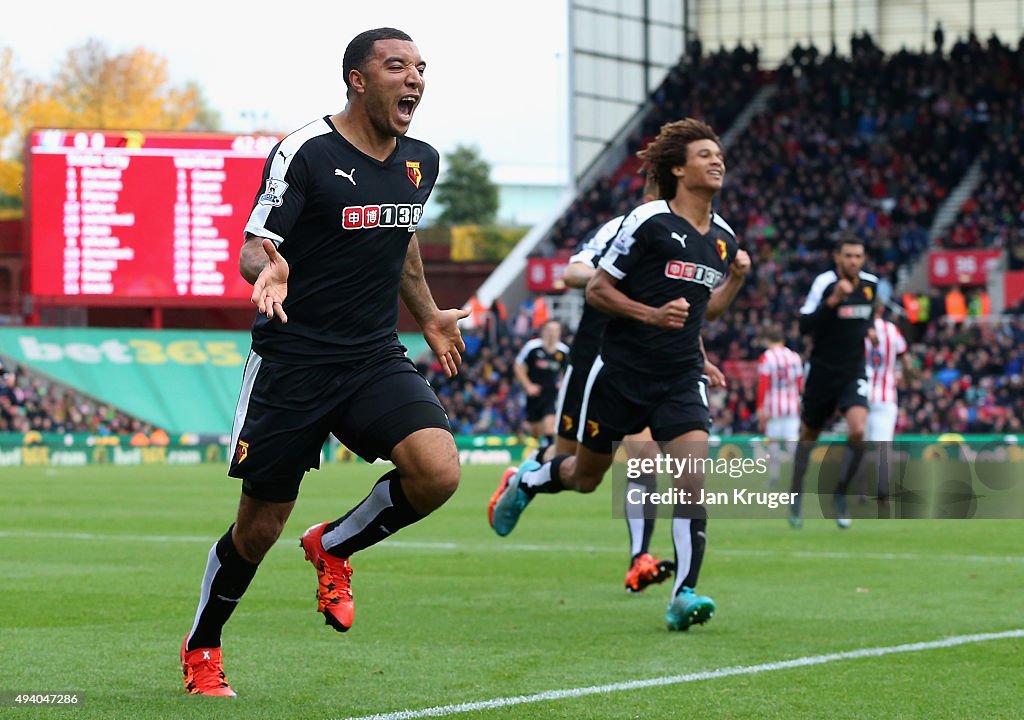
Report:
3,0,571,183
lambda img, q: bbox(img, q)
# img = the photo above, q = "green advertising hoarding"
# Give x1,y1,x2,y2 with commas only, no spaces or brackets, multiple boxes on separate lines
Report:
0,327,431,435
0,327,249,434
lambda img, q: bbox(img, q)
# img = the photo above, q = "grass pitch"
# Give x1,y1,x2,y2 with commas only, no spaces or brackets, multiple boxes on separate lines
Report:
1,463,1022,719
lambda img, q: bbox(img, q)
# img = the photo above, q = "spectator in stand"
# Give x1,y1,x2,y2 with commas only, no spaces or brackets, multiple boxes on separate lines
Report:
945,286,968,324
0,360,149,435
968,287,991,318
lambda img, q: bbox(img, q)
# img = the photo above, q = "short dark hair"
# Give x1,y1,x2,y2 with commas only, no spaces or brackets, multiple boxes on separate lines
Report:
834,234,865,253
636,118,721,200
343,28,413,93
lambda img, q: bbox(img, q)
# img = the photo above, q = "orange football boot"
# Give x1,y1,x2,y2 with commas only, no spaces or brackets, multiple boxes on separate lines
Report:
300,522,354,632
624,553,675,593
181,637,236,697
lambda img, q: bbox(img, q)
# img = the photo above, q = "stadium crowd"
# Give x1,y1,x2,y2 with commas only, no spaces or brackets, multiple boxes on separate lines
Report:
422,306,1024,438
543,42,764,255
934,34,1024,266
0,360,147,435
5,36,1022,443
941,135,1024,264
698,34,1024,433
422,34,1024,440
418,332,526,436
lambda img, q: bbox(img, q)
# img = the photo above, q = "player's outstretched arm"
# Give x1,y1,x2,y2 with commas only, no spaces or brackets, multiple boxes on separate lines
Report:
707,249,751,320
401,234,469,377
241,234,289,323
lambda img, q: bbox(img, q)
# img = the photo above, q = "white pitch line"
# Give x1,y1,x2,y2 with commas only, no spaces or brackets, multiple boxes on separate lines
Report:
335,629,1024,720
1,530,1023,565
0,530,214,543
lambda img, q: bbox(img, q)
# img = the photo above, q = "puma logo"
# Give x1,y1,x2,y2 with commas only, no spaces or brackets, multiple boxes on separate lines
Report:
672,232,687,248
335,167,356,185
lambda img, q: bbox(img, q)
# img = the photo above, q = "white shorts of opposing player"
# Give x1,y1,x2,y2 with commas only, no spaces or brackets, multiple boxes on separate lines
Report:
760,415,799,487
866,402,898,442
765,416,800,442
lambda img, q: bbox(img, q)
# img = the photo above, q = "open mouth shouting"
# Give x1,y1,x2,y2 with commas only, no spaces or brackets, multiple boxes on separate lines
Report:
397,95,419,124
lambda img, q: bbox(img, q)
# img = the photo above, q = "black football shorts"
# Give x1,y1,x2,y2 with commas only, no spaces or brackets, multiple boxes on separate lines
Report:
554,359,594,442
578,362,711,454
228,344,450,502
525,391,558,423
800,365,869,430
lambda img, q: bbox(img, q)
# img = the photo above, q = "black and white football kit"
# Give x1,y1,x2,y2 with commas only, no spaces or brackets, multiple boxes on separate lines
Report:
579,201,739,453
515,338,570,423
554,215,622,442
229,116,450,502
798,269,879,429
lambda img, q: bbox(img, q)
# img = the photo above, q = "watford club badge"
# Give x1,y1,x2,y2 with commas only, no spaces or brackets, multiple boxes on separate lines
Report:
865,286,874,302
716,238,728,261
562,415,574,433
586,420,600,438
235,440,249,464
406,160,422,188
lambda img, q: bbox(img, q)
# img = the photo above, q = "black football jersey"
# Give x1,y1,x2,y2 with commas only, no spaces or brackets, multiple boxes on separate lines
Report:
799,269,879,374
244,116,439,364
515,338,570,394
566,215,624,366
597,201,739,377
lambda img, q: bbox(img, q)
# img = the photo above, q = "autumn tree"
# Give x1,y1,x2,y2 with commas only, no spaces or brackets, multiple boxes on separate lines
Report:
0,39,220,209
434,144,499,225
0,48,35,207
48,39,218,130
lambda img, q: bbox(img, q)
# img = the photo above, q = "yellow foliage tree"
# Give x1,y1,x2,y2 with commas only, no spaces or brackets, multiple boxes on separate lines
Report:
0,48,28,202
0,48,15,140
0,39,219,208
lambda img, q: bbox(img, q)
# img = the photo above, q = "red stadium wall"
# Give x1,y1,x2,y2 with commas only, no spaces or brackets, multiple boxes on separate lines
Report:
1006,271,1024,311
0,219,22,315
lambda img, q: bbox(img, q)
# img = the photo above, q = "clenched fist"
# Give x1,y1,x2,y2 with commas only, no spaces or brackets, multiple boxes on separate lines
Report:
649,297,690,329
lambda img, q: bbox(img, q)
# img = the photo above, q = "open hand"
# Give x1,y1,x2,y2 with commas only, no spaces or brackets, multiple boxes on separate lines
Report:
251,239,289,323
423,307,471,377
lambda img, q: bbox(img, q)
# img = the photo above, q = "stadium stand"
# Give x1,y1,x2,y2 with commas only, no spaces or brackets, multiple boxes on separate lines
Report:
898,315,1024,435
941,137,1023,255
0,359,147,435
544,44,765,255
5,36,1021,442
425,35,1024,439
